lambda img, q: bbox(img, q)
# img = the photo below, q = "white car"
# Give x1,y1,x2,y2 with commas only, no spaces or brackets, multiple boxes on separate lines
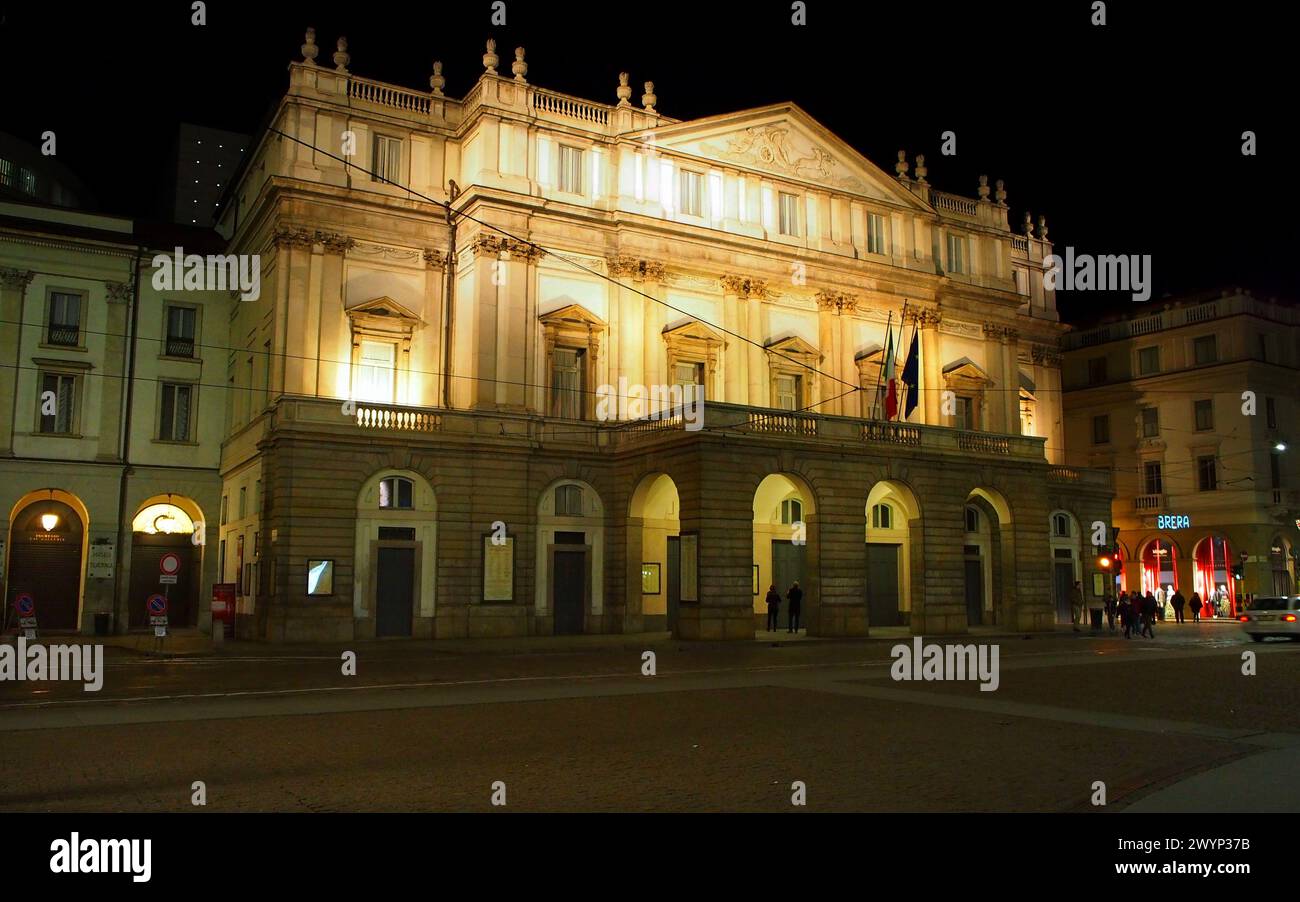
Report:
1239,596,1300,641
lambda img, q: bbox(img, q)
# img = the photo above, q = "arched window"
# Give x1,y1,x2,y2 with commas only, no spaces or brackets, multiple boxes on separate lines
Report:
1052,513,1070,537
780,498,803,525
379,476,414,510
871,503,893,530
555,484,584,516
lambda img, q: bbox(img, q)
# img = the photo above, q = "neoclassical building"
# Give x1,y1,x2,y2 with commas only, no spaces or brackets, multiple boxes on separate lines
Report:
215,32,1111,641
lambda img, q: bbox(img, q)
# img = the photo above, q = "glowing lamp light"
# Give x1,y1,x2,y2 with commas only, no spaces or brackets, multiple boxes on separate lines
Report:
1275,442,1288,452
40,513,59,531
1098,556,1112,569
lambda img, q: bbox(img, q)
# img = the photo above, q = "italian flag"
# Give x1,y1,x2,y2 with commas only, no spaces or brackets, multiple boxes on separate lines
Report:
883,325,898,420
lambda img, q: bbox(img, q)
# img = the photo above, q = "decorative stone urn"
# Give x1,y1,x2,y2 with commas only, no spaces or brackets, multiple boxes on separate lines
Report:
430,60,445,95
512,47,527,82
301,27,319,65
483,39,499,74
642,81,657,112
333,36,350,72
616,72,632,106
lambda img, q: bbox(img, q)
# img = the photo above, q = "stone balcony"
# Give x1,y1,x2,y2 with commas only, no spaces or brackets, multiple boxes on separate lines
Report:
222,395,1110,484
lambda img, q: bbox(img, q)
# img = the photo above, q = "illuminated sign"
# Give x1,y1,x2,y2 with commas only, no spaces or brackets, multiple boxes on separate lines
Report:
1156,515,1190,530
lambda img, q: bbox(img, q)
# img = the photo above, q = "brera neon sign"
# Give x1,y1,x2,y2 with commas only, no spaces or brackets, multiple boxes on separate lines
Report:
1156,515,1191,530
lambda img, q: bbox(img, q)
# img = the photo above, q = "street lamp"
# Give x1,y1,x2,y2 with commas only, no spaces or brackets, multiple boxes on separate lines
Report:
1275,442,1288,452
40,513,59,531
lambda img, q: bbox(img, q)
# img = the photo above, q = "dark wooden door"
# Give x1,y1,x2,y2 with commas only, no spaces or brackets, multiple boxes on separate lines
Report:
376,547,414,637
129,534,199,628
964,553,984,626
866,543,902,627
667,536,680,632
1053,561,1076,624
6,500,83,631
772,540,805,599
553,551,585,635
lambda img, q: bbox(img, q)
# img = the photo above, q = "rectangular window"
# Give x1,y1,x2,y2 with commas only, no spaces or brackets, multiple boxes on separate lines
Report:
867,213,887,255
38,372,76,434
555,484,583,517
355,340,396,404
946,234,966,274
673,361,705,405
1266,396,1277,429
1141,406,1159,438
220,495,228,526
550,347,585,419
372,135,401,183
1193,334,1217,365
1197,455,1217,491
1144,461,1163,495
19,168,35,194
1137,346,1159,375
165,305,197,357
955,396,974,430
774,374,802,411
1087,357,1108,385
708,172,723,220
558,145,583,194
679,170,704,217
47,292,81,346
1092,414,1110,445
0,158,13,188
1193,398,1214,432
778,192,799,236
159,382,193,441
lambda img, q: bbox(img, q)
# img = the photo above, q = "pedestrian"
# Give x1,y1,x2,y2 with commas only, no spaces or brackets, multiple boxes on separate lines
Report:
1170,588,1186,624
786,581,803,633
1119,593,1134,638
764,584,781,632
1104,592,1117,632
1069,581,1085,632
1189,591,1203,623
1141,591,1157,638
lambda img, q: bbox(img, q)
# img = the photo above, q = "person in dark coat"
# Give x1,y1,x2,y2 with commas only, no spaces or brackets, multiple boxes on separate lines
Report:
786,581,803,633
1189,592,1203,622
1170,588,1186,623
1119,593,1134,638
1141,591,1157,638
1104,592,1118,632
764,584,781,632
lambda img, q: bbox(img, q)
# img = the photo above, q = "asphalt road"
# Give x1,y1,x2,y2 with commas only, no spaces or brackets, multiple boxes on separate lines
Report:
1,623,1296,812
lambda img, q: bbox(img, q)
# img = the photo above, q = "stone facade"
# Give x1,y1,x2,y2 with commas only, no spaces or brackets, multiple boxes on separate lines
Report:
213,35,1111,641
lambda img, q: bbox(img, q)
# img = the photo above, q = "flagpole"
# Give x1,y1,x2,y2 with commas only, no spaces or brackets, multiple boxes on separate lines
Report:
873,310,892,421
895,302,907,421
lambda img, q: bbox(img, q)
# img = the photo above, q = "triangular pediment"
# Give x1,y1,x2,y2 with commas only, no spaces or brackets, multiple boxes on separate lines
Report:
627,103,930,210
943,357,991,383
662,319,724,344
539,303,606,330
765,334,821,359
346,296,422,323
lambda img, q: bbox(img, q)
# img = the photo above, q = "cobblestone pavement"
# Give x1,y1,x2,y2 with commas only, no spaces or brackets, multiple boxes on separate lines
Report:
0,624,1295,812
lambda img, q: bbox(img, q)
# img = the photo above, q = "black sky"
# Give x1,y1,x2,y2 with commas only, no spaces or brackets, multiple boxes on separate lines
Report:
1,0,1294,325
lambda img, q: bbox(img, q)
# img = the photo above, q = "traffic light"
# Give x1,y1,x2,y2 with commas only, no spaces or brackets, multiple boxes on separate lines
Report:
1231,563,1244,580
1098,554,1113,572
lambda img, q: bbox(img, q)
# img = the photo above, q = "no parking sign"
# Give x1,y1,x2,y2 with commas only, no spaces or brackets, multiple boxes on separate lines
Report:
14,593,37,637
147,593,169,636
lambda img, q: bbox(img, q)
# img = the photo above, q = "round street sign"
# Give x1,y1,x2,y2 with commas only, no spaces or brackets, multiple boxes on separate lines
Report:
14,594,35,617
160,552,182,576
147,594,168,616
1239,551,1249,562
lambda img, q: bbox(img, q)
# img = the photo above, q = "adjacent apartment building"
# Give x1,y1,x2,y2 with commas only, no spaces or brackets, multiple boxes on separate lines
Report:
0,197,227,635
208,33,1111,642
1062,290,1299,617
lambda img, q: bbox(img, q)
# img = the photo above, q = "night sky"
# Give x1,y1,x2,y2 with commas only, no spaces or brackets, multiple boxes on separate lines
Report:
1,1,1292,324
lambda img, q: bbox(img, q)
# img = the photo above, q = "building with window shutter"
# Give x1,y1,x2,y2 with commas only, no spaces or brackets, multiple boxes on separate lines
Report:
1061,290,1300,615
209,33,1111,641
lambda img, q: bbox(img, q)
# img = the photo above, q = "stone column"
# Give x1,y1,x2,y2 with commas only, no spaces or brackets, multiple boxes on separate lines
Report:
720,276,743,404
97,279,133,460
316,232,352,401
1002,328,1021,435
921,311,941,425
0,268,35,455
273,227,317,397
745,287,766,407
983,322,1007,433
422,249,448,408
815,291,846,416
498,239,542,410
1040,347,1064,464
470,234,505,410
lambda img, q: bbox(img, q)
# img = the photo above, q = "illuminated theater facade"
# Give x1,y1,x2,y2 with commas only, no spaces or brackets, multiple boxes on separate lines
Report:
214,33,1111,641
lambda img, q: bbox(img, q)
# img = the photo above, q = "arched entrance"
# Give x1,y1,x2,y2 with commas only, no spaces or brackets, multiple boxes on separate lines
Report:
1140,537,1179,598
355,471,437,638
1270,536,1295,595
1193,535,1236,618
537,479,604,635
753,473,816,633
628,473,680,633
129,497,203,629
964,488,1012,627
1048,510,1082,623
6,493,87,631
865,480,920,627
